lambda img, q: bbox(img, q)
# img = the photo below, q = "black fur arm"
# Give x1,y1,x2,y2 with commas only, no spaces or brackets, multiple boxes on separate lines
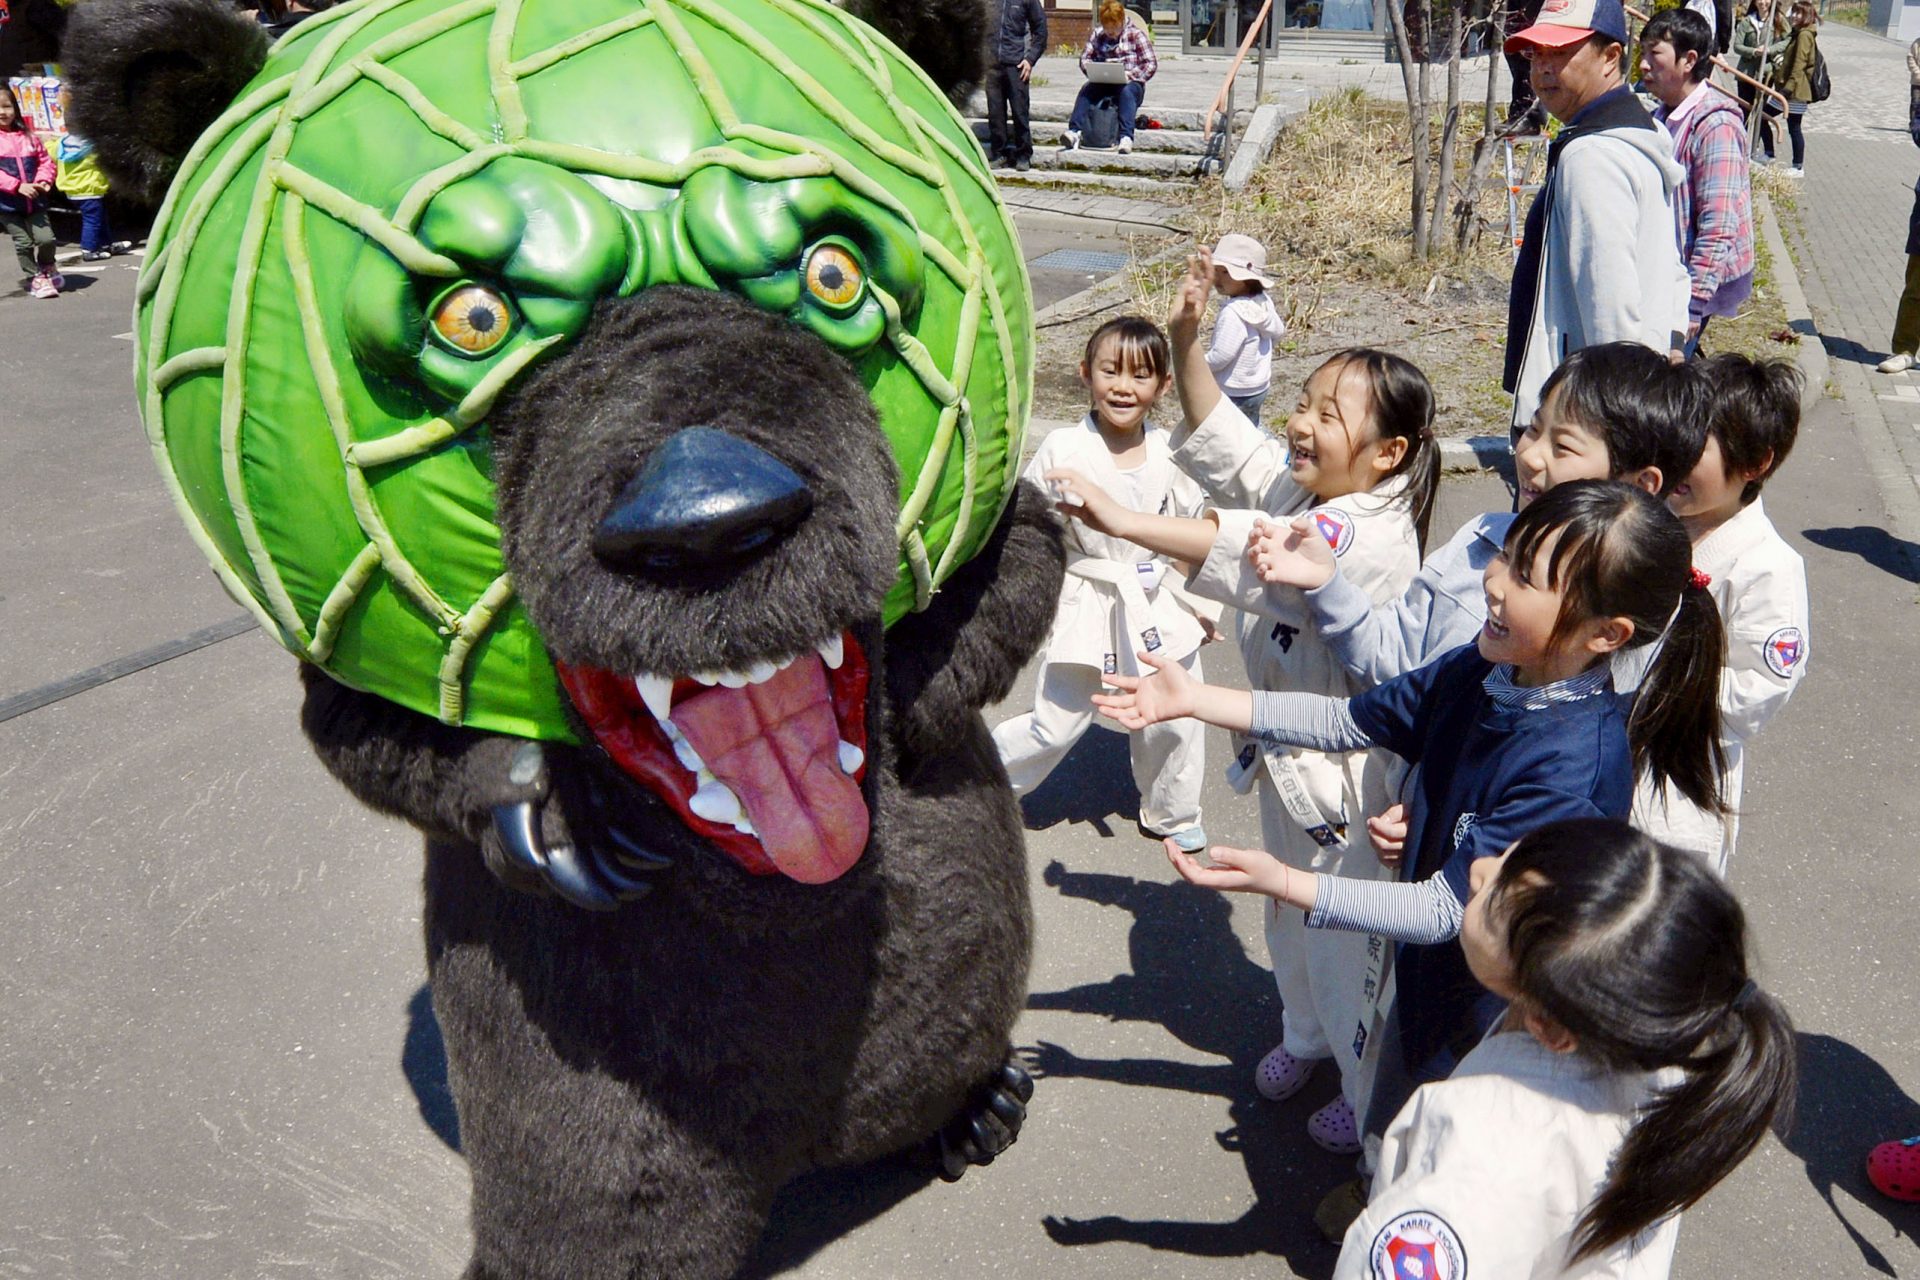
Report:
298,662,525,846
883,479,1065,760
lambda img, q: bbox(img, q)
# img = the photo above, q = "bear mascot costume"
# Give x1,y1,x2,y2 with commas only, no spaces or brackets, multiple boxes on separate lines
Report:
62,0,1066,1275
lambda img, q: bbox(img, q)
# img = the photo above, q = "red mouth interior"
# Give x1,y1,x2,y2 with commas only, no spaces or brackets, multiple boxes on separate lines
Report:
556,635,870,884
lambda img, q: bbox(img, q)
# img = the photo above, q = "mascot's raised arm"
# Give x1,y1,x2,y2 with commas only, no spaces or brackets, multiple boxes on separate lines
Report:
63,0,1065,1275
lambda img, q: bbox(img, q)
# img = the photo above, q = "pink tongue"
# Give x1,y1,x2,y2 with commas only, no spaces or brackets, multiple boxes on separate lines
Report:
669,658,869,884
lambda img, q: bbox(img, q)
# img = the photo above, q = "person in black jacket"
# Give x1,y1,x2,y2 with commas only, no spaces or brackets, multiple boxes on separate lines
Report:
986,0,1046,170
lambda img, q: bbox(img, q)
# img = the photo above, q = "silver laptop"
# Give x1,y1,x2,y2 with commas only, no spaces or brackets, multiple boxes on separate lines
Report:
1084,60,1129,84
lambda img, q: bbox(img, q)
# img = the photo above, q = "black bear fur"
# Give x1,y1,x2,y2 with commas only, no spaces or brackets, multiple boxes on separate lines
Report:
62,0,270,204
301,287,1064,1280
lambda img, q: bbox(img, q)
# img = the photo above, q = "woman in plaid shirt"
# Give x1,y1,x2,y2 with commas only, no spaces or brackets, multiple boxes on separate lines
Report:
1063,0,1158,154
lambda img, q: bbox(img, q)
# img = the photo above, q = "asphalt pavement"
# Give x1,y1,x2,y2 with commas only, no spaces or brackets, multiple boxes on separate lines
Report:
3,170,1918,1279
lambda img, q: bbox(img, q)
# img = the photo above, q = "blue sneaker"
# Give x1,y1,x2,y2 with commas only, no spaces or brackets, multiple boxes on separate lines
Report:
1163,826,1209,853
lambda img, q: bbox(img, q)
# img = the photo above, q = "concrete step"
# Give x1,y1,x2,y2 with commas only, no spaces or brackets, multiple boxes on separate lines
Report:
965,96,1250,134
1031,145,1202,178
990,166,1194,197
970,118,1212,155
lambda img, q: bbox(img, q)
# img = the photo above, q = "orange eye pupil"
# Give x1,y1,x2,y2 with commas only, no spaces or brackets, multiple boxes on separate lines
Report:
432,286,511,355
806,247,863,307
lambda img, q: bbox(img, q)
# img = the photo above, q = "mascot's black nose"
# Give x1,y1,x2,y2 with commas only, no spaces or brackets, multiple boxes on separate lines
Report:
593,427,814,568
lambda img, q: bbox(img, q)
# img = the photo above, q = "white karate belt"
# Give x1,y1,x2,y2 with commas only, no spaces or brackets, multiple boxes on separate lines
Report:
1063,553,1168,680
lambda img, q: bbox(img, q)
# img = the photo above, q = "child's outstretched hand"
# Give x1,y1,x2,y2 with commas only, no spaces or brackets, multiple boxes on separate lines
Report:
1247,515,1338,590
1366,803,1410,868
1168,249,1213,353
1044,467,1131,537
1166,839,1292,899
1092,649,1196,729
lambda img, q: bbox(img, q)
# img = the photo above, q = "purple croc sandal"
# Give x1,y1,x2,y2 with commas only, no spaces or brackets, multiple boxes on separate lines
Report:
1308,1096,1362,1154
1254,1043,1317,1102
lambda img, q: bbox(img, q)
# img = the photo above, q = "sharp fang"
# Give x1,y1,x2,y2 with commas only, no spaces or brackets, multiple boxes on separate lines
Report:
634,674,675,723
817,634,844,670
838,740,865,774
747,659,779,685
688,779,744,825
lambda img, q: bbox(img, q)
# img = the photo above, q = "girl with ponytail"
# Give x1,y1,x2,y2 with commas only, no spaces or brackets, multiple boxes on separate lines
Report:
1094,480,1728,1195
1335,818,1797,1276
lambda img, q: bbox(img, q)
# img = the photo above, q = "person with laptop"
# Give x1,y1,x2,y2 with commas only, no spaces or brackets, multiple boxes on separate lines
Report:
1063,0,1158,154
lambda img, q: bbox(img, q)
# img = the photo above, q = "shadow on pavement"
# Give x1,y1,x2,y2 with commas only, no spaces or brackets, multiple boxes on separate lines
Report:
1017,724,1140,839
1822,333,1884,367
1021,859,1349,1276
1802,525,1920,584
1778,1032,1920,1277
746,1160,935,1278
403,984,462,1152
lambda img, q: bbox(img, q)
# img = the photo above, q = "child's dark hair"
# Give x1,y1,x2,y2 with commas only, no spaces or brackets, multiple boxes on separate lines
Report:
1702,354,1801,504
1537,343,1711,496
1505,480,1726,813
1490,819,1796,1262
1083,315,1171,382
1318,348,1441,553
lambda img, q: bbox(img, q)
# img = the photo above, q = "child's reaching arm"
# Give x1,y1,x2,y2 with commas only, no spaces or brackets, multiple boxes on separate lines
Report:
1093,650,1373,748
1045,467,1221,565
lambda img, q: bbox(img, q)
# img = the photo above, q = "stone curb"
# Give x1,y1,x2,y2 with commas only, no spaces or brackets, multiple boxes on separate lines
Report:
1755,193,1830,416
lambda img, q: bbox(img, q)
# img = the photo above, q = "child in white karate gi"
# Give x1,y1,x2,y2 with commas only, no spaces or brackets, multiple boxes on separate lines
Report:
1336,819,1795,1280
1632,354,1810,874
1048,251,1440,1156
993,316,1216,849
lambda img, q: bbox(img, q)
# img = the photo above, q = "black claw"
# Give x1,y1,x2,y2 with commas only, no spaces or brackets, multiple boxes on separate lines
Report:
584,840,658,900
936,1130,970,1182
541,841,622,912
969,1112,1009,1157
986,1086,1027,1132
490,801,551,873
598,821,674,873
999,1059,1035,1103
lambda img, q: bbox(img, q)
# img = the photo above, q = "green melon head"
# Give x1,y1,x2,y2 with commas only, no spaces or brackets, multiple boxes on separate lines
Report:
129,0,1033,741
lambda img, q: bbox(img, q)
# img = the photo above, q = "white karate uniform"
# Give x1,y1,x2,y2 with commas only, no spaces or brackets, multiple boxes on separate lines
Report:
1337,1029,1682,1280
1171,398,1421,1110
1620,499,1810,874
993,418,1215,836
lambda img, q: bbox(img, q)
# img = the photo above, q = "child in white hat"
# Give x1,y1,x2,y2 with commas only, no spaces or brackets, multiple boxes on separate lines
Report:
1206,233,1286,424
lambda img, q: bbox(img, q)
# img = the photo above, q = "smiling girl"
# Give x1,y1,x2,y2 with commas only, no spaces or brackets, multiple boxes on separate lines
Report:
1096,481,1727,1209
1335,818,1795,1278
1047,250,1440,1155
991,316,1218,851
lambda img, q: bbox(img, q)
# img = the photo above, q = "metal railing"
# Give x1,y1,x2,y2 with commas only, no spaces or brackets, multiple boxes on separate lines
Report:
1198,0,1275,176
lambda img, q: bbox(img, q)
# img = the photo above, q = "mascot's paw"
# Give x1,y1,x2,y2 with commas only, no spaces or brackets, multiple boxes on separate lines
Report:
929,1055,1034,1182
485,741,671,912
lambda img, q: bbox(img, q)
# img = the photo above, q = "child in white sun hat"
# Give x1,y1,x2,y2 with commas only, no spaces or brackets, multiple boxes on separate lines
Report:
1206,232,1287,425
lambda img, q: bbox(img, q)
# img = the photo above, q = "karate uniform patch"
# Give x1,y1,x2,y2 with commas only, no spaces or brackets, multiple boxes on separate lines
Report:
1141,626,1162,652
1308,505,1356,557
1370,1212,1467,1280
1762,626,1804,678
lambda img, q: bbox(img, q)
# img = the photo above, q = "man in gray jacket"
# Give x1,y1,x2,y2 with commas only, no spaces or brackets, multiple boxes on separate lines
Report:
986,0,1046,171
1503,0,1691,437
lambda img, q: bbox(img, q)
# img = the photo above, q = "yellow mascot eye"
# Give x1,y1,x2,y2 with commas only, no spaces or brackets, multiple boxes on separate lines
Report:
430,285,513,355
805,244,864,309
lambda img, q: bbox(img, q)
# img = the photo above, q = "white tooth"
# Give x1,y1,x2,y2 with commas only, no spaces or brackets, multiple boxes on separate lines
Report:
634,674,675,723
817,635,844,669
747,659,779,685
733,815,756,836
688,780,743,825
673,737,705,773
776,652,798,671
838,740,865,774
693,671,722,686
716,670,752,689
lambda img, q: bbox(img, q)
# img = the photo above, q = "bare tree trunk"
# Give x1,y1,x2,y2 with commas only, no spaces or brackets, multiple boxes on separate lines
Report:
1454,3,1506,250
1414,0,1434,256
1383,0,1432,259
1428,0,1463,239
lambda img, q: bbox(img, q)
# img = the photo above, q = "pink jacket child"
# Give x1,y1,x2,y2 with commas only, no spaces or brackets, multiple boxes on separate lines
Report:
0,87,61,295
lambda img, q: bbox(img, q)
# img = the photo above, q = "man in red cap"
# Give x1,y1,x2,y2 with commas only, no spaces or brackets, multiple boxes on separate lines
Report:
1502,0,1692,439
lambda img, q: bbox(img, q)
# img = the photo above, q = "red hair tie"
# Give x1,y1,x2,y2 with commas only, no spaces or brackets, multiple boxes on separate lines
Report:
1688,567,1712,591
